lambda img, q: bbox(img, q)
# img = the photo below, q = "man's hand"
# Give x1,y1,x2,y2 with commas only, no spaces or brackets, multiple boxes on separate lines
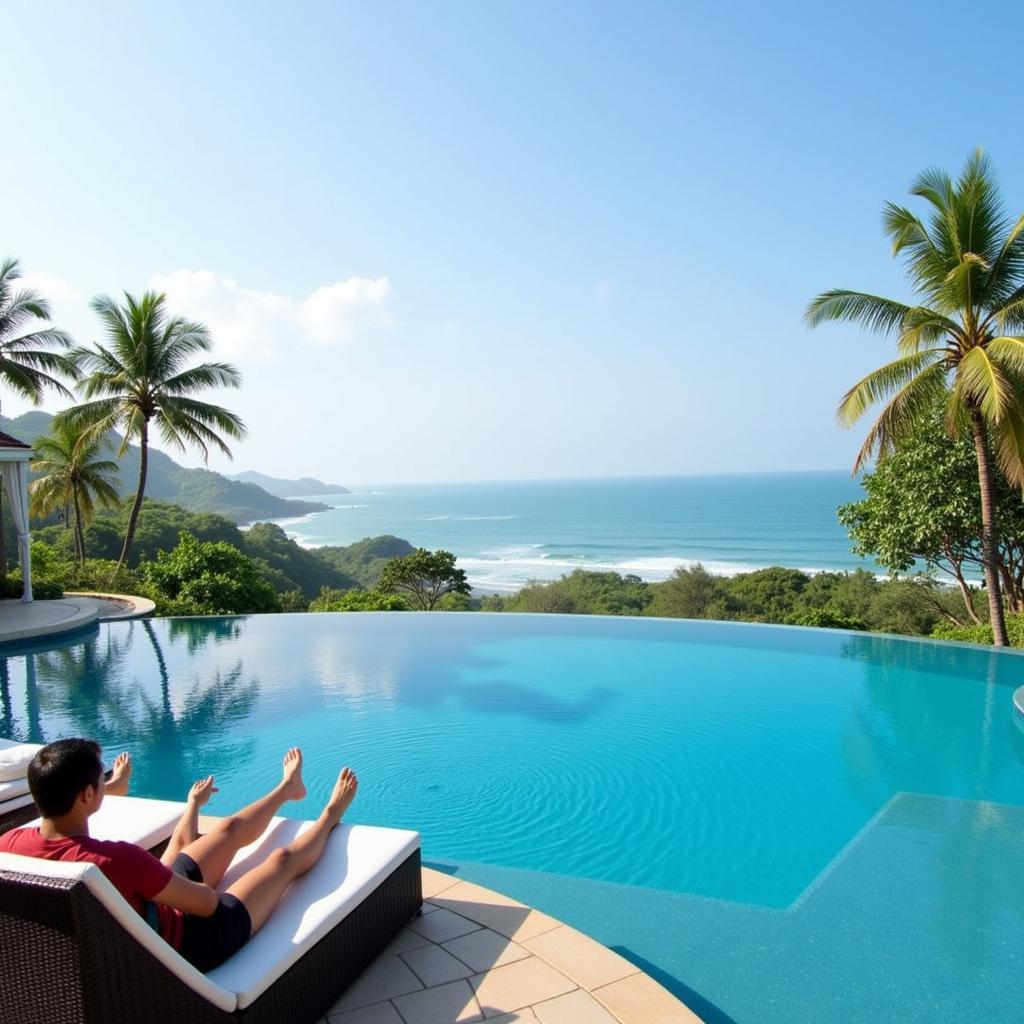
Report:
188,776,218,809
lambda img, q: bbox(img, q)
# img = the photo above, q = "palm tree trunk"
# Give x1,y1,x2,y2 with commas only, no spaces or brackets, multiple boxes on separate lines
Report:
970,408,1009,646
118,419,149,568
73,489,85,565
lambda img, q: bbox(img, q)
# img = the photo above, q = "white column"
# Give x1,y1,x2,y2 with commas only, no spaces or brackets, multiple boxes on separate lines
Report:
1,460,33,602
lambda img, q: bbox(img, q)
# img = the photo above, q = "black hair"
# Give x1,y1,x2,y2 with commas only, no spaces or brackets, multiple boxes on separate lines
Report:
27,739,103,818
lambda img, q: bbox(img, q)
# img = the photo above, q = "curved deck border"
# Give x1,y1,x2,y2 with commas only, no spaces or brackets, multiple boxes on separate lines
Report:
0,597,99,645
63,591,156,621
325,865,703,1023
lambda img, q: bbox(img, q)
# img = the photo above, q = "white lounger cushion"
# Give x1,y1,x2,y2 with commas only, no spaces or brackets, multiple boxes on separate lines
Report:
23,795,187,850
210,820,420,1009
0,741,42,782
0,850,237,1013
0,788,35,814
0,819,420,1013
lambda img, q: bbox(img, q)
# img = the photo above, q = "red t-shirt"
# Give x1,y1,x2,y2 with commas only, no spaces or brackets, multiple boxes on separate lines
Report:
0,827,185,948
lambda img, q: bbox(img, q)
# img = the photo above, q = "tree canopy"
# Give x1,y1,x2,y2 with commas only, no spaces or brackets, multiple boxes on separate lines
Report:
377,548,470,610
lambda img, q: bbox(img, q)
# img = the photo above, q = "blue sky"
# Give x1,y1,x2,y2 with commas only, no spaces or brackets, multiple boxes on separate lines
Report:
3,0,1023,484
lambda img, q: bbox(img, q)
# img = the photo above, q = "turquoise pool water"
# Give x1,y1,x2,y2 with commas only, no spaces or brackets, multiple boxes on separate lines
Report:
3,613,1024,1022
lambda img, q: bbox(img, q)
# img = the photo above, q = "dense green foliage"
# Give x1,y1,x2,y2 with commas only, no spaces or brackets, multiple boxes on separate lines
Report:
839,405,1024,622
20,498,415,615
33,500,243,566
931,615,1024,645
141,533,281,615
492,570,652,615
377,548,470,610
242,522,358,596
484,564,972,638
313,535,415,588
309,588,410,611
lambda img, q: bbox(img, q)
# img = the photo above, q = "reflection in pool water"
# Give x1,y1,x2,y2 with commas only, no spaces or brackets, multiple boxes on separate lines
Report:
3,613,1024,1023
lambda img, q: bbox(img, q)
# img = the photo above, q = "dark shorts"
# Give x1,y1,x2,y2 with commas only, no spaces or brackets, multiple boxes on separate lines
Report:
171,852,252,973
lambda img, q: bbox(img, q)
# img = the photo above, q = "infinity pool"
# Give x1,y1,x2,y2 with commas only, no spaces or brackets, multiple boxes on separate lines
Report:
3,613,1023,1022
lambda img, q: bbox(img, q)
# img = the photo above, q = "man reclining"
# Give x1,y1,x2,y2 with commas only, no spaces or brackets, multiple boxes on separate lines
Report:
0,738,357,972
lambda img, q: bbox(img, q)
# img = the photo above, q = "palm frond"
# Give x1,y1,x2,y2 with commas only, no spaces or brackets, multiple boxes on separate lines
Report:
986,336,1024,378
851,360,949,473
804,290,916,334
953,344,1014,424
896,307,964,354
837,350,946,427
160,362,242,395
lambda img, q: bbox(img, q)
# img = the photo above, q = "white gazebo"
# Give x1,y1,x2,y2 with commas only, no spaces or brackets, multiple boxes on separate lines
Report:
0,431,33,602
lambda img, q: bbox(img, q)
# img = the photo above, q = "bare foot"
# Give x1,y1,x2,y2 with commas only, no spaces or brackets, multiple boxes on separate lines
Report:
106,752,132,796
325,767,358,826
281,748,307,801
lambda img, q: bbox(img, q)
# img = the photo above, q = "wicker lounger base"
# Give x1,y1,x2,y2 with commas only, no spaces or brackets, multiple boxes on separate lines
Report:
0,847,423,1024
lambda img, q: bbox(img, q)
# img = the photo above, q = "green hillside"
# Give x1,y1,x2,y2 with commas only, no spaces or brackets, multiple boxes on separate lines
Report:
0,411,328,524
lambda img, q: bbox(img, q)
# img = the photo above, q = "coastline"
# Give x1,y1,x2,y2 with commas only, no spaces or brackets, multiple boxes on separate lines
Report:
258,472,902,594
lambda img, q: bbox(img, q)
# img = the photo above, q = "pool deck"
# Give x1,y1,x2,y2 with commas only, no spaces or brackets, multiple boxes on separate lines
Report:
322,865,702,1024
0,594,153,644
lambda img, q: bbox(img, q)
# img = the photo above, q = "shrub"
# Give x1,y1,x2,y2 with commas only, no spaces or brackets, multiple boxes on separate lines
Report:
142,532,280,615
787,608,868,630
931,614,1024,646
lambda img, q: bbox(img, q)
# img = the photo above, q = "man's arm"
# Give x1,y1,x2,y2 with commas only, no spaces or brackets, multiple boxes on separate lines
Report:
152,872,220,917
160,776,219,867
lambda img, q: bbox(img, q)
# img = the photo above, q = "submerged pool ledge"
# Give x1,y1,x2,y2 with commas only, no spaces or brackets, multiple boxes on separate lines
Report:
323,865,703,1023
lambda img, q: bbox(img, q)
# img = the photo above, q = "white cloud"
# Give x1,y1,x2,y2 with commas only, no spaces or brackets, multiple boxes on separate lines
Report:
8,267,395,362
593,279,615,303
148,270,293,359
297,277,393,345
150,270,394,357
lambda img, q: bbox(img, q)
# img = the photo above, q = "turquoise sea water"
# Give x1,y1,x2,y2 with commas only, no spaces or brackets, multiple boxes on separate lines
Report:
273,471,873,590
4,613,1024,1022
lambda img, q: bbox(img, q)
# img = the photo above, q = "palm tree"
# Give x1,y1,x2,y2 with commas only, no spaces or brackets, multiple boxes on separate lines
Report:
0,258,78,572
63,291,245,567
29,420,121,563
807,150,1024,646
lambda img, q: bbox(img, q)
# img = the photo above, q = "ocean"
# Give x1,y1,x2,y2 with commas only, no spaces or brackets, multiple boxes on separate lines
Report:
270,471,877,592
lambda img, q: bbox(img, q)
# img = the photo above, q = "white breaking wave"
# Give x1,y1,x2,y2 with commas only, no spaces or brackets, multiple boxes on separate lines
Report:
460,552,837,590
265,513,317,529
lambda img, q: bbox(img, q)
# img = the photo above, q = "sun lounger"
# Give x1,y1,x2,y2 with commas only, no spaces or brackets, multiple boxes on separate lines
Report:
0,818,422,1023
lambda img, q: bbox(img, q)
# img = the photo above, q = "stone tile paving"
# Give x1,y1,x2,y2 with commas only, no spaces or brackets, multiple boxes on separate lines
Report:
325,867,702,1024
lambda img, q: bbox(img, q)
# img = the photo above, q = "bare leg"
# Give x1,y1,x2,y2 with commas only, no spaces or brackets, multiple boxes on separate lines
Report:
180,748,307,888
227,767,358,934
